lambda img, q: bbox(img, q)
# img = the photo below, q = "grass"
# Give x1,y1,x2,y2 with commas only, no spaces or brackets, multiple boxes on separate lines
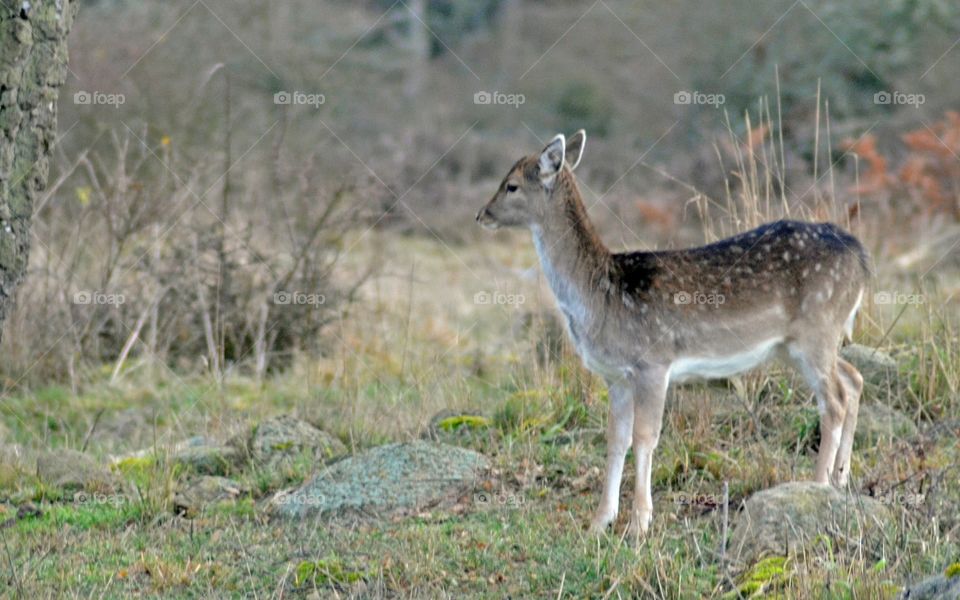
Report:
0,231,956,596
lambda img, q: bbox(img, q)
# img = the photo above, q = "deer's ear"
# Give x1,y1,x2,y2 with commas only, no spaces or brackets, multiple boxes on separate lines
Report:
538,134,565,180
565,130,586,170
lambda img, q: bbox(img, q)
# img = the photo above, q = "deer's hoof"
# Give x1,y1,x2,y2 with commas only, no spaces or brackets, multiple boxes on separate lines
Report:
588,515,614,536
626,512,651,540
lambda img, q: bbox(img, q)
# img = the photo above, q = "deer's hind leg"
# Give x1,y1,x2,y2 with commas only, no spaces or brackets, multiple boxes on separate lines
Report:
786,342,848,486
832,357,864,486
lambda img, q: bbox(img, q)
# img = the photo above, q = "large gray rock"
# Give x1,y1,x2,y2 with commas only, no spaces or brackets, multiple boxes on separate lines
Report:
172,437,243,476
900,570,960,599
36,449,120,493
855,403,918,447
249,415,346,465
174,476,248,515
274,441,488,519
730,482,889,565
841,344,898,390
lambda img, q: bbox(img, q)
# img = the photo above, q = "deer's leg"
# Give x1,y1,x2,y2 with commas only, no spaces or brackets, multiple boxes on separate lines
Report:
627,368,669,538
832,358,864,487
589,381,635,533
811,365,847,485
788,345,847,485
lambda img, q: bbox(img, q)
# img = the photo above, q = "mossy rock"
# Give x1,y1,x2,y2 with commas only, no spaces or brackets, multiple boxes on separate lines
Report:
841,344,898,393
729,481,889,565
173,476,248,515
273,441,488,520
855,403,918,447
249,415,347,466
900,569,960,599
172,438,244,476
36,449,121,494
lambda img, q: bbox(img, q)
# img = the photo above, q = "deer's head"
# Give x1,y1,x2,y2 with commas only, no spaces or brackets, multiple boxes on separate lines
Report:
476,130,586,230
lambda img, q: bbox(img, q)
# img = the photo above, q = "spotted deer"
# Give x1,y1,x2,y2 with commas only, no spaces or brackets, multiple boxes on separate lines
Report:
476,131,869,537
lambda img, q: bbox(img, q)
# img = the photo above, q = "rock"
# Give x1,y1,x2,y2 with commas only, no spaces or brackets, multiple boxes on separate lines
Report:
249,415,346,465
171,437,243,476
174,476,248,515
900,569,960,599
855,403,918,447
841,344,898,390
729,481,888,565
274,441,488,519
90,408,152,453
36,449,120,493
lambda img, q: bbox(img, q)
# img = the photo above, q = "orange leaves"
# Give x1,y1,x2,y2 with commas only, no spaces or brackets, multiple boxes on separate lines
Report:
843,112,960,219
842,134,893,195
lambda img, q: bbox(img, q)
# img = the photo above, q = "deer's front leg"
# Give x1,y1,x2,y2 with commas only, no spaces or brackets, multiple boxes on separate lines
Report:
627,368,669,539
589,381,634,534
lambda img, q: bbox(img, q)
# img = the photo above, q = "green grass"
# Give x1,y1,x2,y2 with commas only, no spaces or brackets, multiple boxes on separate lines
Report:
0,233,957,598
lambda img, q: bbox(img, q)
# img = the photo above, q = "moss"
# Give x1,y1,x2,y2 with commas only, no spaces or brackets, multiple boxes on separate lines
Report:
723,556,790,599
437,415,490,431
294,557,371,587
111,456,157,487
945,562,960,579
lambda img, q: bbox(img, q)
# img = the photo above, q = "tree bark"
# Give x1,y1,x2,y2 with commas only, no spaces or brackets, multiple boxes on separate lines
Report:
0,0,77,342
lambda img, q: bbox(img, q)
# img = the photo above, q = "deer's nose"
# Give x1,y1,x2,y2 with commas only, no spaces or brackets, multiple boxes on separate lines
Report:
476,207,490,223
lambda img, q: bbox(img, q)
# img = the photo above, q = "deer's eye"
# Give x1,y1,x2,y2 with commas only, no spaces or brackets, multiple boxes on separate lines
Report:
506,183,519,193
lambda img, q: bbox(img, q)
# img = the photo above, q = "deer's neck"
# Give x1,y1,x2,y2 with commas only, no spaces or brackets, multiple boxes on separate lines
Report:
531,174,611,324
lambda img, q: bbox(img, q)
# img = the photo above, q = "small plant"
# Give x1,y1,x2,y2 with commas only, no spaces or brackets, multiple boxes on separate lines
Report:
724,556,790,598
294,556,371,587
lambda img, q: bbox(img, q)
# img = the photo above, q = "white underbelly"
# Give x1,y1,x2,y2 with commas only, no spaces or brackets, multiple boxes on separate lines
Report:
668,338,783,384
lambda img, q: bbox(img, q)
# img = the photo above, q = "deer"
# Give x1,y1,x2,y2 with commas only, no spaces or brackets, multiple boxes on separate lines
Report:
476,130,870,537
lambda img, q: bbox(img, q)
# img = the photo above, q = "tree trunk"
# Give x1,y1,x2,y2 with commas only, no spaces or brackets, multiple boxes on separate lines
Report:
0,0,77,342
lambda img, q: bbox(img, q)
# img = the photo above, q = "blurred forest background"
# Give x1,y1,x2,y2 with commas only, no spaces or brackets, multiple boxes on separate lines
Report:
2,0,959,386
